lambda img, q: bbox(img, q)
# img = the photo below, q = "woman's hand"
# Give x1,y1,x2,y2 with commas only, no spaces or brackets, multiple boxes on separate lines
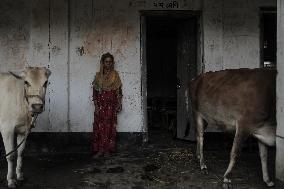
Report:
116,103,122,112
116,88,123,113
94,102,100,115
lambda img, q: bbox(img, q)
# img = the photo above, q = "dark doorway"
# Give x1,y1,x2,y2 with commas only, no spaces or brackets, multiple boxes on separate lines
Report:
142,12,199,141
260,8,277,68
146,17,178,139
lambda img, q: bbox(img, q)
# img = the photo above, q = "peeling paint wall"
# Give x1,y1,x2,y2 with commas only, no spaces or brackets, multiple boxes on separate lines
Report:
0,0,30,71
203,0,276,71
28,0,69,132
0,0,276,133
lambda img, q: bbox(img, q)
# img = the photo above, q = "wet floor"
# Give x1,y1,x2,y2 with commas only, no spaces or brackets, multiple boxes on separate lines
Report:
0,129,275,189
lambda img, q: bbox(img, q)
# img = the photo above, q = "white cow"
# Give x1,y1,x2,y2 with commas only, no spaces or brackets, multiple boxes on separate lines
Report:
0,67,51,188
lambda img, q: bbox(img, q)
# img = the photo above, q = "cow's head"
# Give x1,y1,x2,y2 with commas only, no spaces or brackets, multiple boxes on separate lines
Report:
10,67,51,114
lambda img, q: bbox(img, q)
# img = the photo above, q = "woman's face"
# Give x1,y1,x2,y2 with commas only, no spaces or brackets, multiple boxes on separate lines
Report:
103,57,113,69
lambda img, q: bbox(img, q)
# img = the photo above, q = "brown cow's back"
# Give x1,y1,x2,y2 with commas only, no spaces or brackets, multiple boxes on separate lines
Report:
190,68,276,132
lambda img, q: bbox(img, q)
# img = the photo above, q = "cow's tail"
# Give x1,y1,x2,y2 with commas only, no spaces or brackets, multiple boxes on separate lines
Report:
185,88,190,118
184,88,191,137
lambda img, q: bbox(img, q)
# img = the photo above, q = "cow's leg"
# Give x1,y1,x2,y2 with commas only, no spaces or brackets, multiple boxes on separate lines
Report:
196,112,207,174
2,131,17,188
253,125,276,147
223,122,248,188
16,134,26,182
258,141,274,187
253,125,276,187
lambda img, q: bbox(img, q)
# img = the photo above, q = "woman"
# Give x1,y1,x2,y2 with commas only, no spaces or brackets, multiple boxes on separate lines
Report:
92,52,122,158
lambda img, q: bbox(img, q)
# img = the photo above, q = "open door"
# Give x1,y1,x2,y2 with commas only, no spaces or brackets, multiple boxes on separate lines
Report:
142,11,200,142
176,18,197,141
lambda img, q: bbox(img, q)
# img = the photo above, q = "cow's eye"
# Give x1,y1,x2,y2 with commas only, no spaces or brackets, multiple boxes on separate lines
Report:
43,81,48,88
24,81,31,87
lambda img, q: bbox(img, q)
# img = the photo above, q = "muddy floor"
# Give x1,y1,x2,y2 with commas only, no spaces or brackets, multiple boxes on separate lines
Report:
0,129,275,189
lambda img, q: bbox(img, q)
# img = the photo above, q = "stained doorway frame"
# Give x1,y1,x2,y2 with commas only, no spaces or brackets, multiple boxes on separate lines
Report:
140,10,203,142
259,7,277,68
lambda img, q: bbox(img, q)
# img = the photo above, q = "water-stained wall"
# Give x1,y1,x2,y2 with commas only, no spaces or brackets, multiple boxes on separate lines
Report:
0,0,276,133
0,0,30,71
203,0,276,71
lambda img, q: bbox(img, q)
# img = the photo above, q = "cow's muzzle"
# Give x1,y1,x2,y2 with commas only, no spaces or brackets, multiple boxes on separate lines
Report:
31,103,44,113
25,94,45,113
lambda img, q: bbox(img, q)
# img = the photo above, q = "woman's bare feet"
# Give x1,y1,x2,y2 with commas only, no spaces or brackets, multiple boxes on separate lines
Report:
92,151,104,159
104,151,110,157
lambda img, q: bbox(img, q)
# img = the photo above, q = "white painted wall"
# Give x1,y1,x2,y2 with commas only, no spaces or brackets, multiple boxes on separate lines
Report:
0,0,276,133
276,0,284,183
203,0,276,71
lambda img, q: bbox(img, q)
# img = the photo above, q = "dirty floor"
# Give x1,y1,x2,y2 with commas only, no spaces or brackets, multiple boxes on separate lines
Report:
0,129,275,189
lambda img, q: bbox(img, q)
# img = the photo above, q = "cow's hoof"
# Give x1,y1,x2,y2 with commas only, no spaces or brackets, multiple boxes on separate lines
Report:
200,165,208,175
8,181,17,189
222,182,233,189
16,176,26,186
223,178,233,189
17,175,24,182
201,168,208,175
265,181,275,187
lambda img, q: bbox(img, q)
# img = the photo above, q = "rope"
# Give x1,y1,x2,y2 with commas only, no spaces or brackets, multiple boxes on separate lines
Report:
3,114,38,158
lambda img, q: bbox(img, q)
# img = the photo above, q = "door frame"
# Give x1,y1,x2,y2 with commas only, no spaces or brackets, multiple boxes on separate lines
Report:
140,10,203,142
259,7,277,68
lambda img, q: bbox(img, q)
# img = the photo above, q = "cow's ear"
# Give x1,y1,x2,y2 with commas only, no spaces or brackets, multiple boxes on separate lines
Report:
45,68,51,77
9,71,25,80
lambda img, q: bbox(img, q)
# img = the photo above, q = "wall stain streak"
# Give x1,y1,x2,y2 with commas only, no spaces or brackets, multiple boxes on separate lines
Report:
52,45,61,56
48,0,51,62
33,42,43,53
48,0,52,131
76,46,85,56
67,0,71,132
91,0,94,18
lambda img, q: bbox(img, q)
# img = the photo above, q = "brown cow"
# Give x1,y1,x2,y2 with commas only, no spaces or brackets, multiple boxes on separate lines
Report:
186,68,276,188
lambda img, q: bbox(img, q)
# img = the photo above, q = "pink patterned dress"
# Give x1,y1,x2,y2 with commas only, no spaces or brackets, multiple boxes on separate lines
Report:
92,89,119,154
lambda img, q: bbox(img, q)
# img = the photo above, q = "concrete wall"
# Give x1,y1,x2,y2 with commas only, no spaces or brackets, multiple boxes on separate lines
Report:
203,0,276,71
0,0,276,133
276,0,284,183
